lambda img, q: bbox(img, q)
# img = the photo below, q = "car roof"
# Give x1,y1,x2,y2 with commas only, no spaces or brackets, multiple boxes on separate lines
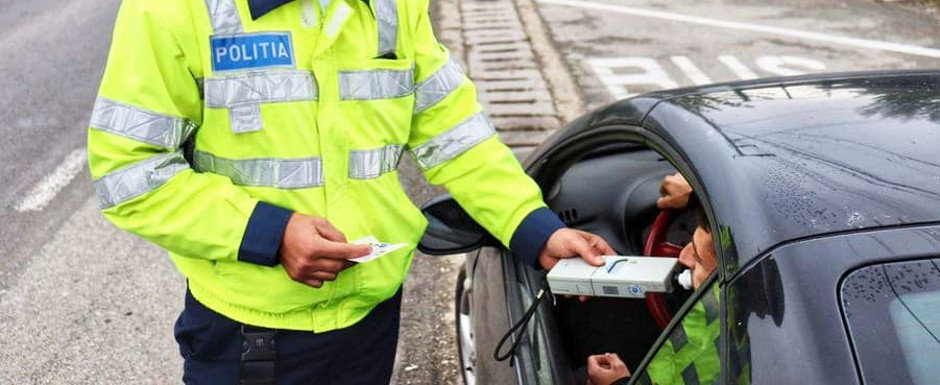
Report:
639,70,940,270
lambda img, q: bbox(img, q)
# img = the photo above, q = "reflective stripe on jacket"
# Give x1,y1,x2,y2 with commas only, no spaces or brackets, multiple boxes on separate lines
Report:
88,0,552,332
646,287,721,384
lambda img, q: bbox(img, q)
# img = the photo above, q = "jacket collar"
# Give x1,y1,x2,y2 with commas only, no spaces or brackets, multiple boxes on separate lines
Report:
248,0,294,20
248,0,372,21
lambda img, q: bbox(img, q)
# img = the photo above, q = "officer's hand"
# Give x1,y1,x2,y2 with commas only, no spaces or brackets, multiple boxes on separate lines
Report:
657,172,692,210
538,228,614,271
586,353,630,385
279,213,372,288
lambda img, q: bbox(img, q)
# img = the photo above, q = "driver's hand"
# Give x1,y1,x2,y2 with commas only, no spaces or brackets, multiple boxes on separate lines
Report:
657,172,692,210
538,228,614,270
587,353,630,385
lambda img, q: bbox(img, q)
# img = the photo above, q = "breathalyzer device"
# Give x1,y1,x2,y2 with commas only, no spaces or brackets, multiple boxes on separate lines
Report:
546,256,692,298
496,256,694,363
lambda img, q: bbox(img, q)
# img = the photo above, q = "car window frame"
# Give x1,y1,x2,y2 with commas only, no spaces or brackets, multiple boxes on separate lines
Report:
517,124,659,385
524,123,726,279
634,129,730,384
642,127,731,384
640,129,726,283
515,123,731,384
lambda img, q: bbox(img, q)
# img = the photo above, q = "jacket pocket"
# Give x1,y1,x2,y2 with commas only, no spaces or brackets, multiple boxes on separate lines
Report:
212,260,330,313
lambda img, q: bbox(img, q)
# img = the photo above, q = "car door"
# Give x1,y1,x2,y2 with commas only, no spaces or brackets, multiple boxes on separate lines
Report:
466,246,518,384
422,120,719,384
459,230,570,385
510,249,577,385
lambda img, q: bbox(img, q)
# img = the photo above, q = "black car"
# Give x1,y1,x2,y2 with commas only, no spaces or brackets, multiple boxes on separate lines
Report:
418,70,940,385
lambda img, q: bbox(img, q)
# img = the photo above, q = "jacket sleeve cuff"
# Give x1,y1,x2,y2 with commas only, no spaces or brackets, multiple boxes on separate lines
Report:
238,201,293,267
509,207,566,269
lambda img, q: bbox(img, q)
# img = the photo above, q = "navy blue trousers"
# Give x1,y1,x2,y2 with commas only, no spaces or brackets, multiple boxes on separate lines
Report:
174,288,402,385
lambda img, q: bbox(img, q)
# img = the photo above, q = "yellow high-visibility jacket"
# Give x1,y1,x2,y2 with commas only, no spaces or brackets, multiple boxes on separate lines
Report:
88,0,563,332
644,287,720,385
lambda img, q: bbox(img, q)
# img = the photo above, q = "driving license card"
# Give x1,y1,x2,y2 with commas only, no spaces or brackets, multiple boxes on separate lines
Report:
349,236,409,263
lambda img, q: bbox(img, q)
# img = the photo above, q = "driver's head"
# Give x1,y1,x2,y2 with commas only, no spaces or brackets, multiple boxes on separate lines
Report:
678,197,717,289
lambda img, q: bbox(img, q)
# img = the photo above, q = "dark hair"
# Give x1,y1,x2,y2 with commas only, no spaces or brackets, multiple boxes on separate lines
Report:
685,194,711,233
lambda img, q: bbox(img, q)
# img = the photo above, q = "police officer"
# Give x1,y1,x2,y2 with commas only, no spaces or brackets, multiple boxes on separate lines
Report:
88,0,614,383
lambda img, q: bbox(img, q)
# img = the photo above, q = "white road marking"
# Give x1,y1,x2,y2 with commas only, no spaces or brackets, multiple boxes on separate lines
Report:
756,55,828,76
587,54,831,98
15,148,87,212
538,0,940,59
718,55,759,80
670,56,713,85
585,57,678,98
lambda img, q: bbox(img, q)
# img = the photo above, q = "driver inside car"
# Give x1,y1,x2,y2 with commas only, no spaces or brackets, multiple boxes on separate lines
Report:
586,172,720,385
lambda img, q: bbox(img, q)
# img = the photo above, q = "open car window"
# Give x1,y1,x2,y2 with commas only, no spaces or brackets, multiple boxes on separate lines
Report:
525,137,723,384
632,274,722,385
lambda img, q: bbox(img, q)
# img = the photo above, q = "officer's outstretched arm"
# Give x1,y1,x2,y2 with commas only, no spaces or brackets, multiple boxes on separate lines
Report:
87,0,284,266
407,0,574,268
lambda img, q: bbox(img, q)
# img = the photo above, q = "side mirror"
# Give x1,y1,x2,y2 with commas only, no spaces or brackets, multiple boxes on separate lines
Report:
418,194,496,255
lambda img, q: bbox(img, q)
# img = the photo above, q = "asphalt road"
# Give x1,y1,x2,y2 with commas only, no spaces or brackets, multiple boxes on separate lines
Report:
0,0,937,383
535,0,940,110
0,0,115,292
